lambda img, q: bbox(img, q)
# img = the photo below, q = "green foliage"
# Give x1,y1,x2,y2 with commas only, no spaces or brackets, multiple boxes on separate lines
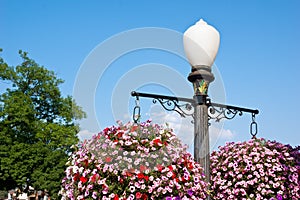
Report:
0,50,86,199
0,190,8,199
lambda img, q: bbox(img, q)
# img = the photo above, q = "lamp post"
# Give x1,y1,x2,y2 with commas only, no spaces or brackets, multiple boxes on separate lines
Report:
184,19,220,183
131,19,259,188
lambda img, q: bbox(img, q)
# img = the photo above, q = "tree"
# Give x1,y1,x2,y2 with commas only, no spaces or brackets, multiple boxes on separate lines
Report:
0,49,86,199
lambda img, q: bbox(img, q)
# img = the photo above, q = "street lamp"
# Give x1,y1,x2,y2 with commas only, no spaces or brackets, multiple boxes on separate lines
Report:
183,19,220,183
131,19,259,185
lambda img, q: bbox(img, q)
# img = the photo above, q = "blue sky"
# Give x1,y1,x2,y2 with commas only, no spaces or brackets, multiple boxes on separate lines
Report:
1,0,300,151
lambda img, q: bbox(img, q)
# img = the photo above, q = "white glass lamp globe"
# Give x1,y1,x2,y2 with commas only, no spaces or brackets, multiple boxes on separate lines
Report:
183,19,220,68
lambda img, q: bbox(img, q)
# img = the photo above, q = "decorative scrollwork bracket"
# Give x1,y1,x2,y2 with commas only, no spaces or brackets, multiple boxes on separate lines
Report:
207,99,259,122
152,98,194,118
131,91,259,123
131,91,194,119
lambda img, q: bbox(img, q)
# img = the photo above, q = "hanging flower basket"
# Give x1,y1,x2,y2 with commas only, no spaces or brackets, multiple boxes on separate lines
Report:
210,138,300,199
62,120,208,199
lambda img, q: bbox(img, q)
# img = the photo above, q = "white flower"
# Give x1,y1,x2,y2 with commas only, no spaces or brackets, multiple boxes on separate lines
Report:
79,167,84,173
129,186,135,193
71,166,79,173
149,176,154,181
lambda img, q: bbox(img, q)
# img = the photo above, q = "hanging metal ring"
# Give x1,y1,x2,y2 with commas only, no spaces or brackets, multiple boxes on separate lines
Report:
250,113,258,139
133,96,141,123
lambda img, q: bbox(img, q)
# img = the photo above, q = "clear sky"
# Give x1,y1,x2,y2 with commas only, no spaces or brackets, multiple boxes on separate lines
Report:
1,0,300,152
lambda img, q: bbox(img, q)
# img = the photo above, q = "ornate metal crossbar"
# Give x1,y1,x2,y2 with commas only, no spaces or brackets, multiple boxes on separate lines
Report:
131,91,259,123
131,91,194,118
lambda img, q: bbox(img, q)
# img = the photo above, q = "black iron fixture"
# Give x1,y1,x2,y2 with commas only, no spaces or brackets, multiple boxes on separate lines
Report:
131,91,258,133
131,90,259,185
131,91,259,122
130,19,260,191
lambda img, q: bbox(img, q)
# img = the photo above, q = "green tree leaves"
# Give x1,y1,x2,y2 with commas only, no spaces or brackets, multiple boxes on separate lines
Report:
0,50,85,199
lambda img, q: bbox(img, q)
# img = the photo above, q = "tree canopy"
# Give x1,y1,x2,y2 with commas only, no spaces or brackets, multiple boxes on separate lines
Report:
0,49,86,199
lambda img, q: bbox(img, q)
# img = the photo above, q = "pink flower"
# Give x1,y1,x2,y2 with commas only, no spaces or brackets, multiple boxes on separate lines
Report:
62,120,208,199
210,138,300,199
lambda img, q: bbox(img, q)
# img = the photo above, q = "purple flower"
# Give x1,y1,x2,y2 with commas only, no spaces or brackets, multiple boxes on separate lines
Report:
276,194,283,200
187,189,193,196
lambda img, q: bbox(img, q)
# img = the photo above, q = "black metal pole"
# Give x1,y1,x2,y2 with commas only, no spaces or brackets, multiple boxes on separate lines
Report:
210,102,259,115
194,96,210,183
187,65,215,186
131,91,195,104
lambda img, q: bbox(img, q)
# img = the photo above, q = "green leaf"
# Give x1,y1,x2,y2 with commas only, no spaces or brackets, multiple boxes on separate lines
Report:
0,50,86,198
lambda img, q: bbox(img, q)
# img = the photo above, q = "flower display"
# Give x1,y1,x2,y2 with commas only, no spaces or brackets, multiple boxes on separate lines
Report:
210,138,300,199
61,120,208,199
